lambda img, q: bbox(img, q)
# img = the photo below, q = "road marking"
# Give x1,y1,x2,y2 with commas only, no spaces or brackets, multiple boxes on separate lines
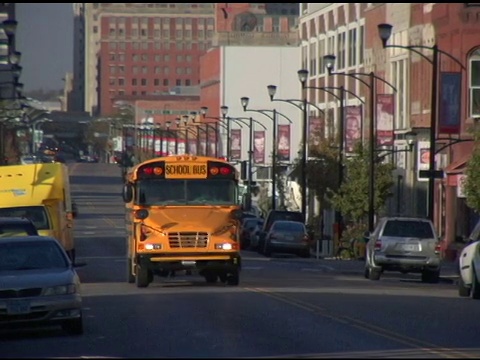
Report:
301,268,323,272
81,231,96,235
85,226,97,229
246,287,469,359
243,266,263,270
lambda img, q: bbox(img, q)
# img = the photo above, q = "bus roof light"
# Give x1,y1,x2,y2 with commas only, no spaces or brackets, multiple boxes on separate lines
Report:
143,167,154,175
220,167,231,175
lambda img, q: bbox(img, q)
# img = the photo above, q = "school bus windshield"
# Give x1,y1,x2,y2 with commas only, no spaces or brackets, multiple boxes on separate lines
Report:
137,179,237,206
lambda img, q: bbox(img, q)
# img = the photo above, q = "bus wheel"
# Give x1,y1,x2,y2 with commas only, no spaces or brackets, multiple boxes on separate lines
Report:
126,258,135,283
205,272,218,283
226,271,239,286
136,264,150,288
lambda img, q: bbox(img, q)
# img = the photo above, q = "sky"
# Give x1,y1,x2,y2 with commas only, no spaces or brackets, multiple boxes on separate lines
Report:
16,3,73,92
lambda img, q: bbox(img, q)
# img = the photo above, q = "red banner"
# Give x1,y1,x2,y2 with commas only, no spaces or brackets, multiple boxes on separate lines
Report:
277,124,290,161
254,130,265,164
308,115,324,153
207,125,217,157
345,105,362,153
230,129,241,160
376,94,395,146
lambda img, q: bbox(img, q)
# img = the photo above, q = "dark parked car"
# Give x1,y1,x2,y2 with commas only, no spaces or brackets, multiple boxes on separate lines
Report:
0,217,39,237
257,210,305,251
240,217,262,250
262,221,311,258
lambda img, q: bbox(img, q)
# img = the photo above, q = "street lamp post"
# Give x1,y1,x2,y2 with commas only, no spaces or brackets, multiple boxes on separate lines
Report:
199,106,229,159
377,23,465,222
298,70,309,220
240,97,280,210
323,55,397,233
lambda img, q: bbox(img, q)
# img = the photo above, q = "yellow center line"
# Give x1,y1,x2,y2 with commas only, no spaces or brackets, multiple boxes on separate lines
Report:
245,287,474,359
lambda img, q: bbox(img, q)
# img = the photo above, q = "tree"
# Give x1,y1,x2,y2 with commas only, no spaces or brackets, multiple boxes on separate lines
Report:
464,130,480,213
328,141,395,224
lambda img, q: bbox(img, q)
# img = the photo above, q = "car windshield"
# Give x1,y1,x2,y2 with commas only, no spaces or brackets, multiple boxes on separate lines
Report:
0,206,50,230
137,179,237,206
272,222,305,233
382,220,435,239
0,240,69,271
0,224,37,237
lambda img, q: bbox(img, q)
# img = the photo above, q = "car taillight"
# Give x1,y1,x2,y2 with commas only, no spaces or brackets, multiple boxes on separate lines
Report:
374,240,382,251
435,243,442,255
303,234,310,243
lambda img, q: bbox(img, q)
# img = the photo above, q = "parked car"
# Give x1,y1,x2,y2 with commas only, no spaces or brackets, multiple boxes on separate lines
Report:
240,217,262,250
458,219,480,299
257,210,305,251
0,236,83,334
0,217,39,237
364,217,442,283
249,219,265,251
262,220,311,258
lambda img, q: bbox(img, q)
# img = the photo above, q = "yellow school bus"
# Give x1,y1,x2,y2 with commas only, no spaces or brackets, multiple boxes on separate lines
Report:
122,155,243,288
0,163,76,261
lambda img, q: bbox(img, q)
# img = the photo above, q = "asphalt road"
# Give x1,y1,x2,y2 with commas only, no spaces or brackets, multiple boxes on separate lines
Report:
1,163,479,359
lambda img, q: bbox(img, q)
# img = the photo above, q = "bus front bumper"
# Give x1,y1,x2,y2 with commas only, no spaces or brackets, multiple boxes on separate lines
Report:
137,252,241,272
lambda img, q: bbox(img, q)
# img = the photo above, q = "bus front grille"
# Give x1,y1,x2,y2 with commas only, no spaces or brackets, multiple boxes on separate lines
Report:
168,232,209,248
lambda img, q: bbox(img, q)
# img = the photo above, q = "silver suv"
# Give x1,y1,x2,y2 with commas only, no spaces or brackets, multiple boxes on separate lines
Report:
364,217,442,283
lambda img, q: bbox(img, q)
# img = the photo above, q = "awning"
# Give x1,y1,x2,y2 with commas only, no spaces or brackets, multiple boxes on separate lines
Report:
444,153,471,175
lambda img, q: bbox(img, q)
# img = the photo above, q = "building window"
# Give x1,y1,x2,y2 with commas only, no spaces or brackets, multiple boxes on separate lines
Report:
142,66,148,74
273,17,280,32
132,91,137,95
118,54,125,62
186,67,192,75
154,29,161,38
119,42,126,50
177,55,183,62
469,48,480,117
118,90,125,96
118,66,125,74
133,42,139,50
142,42,148,50
318,38,325,75
185,79,191,86
141,54,148,61
163,79,169,86
141,79,147,86
348,28,357,67
109,42,116,50
164,67,170,75
154,79,160,86
337,32,346,70
118,78,125,86
141,28,147,37
391,58,407,130
154,66,161,74
132,54,139,62
109,66,116,75
176,30,183,38
133,66,139,74
176,79,181,86
109,53,116,61
132,29,138,37
176,42,183,50
186,55,192,62
132,78,137,86
109,78,115,86
155,42,161,50
176,67,184,75
310,43,316,76
359,25,364,64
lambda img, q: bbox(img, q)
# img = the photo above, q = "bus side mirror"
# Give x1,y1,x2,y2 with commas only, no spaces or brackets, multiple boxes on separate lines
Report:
231,208,243,220
122,183,133,203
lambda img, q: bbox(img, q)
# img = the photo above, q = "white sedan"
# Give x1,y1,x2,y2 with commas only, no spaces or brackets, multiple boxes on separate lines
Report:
458,240,480,299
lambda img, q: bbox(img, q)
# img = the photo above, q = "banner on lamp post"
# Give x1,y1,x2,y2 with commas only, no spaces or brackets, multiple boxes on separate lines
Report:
254,130,265,164
376,94,395,146
439,72,461,134
277,124,290,161
345,105,362,153
308,115,324,154
230,129,242,160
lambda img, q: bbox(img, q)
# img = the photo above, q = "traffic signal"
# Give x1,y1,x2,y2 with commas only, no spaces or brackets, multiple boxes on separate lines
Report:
240,161,247,180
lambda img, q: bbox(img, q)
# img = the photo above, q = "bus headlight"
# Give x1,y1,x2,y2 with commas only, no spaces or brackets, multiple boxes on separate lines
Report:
145,243,162,250
215,243,238,250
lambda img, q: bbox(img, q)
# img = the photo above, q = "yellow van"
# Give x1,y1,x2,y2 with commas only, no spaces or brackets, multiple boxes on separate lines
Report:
0,163,76,262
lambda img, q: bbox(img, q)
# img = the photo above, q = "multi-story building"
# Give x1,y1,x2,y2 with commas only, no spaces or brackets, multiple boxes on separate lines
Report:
72,3,216,116
365,3,480,247
73,3,300,117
